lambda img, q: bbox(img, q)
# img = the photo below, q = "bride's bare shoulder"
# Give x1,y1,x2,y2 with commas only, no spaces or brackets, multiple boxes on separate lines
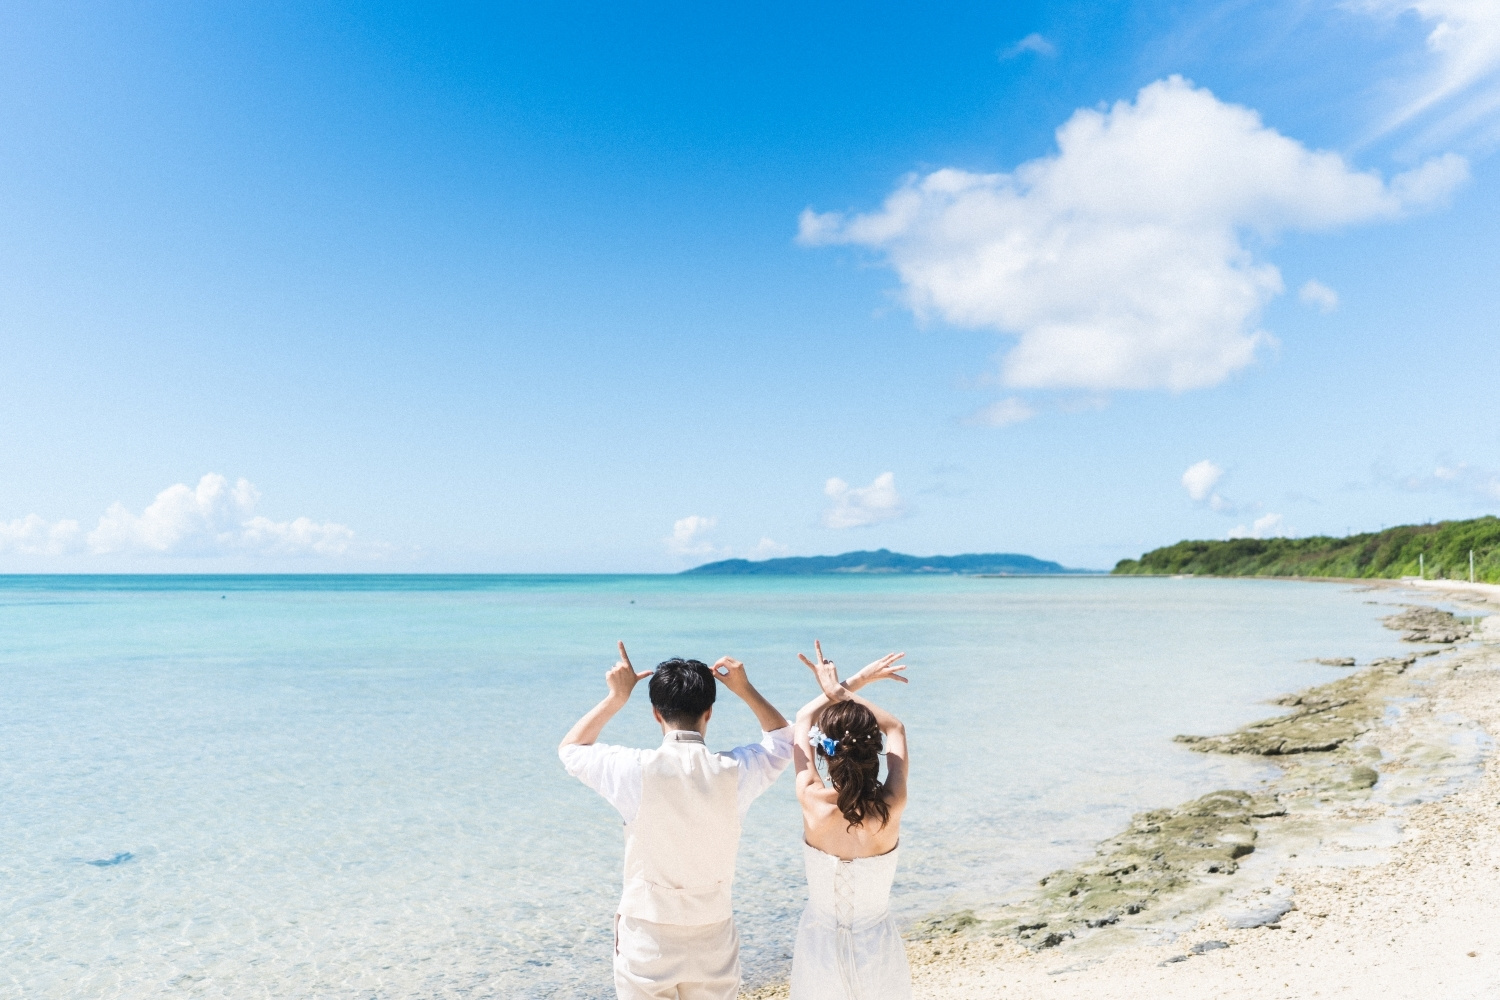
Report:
797,781,839,806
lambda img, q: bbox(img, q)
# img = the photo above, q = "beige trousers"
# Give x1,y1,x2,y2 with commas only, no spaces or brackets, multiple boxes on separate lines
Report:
614,914,741,1000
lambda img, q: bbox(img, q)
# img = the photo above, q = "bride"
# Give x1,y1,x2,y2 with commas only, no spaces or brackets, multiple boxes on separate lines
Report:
790,641,912,1000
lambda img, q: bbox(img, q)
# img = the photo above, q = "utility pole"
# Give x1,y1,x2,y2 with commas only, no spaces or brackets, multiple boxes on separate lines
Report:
1419,553,1424,579
1472,549,1477,583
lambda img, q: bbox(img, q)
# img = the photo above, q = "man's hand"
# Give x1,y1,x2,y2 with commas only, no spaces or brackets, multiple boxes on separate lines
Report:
606,641,652,703
847,652,907,692
797,640,850,702
712,656,789,732
561,641,651,750
709,656,753,698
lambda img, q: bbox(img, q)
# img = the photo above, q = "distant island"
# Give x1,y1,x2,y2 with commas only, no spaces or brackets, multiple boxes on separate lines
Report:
684,548,1086,576
1112,515,1499,583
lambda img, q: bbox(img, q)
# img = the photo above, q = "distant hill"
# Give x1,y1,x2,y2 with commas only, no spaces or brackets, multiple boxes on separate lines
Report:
1112,516,1500,583
684,548,1082,576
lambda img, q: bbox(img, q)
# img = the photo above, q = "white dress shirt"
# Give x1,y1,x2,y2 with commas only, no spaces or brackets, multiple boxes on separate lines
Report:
560,726,794,824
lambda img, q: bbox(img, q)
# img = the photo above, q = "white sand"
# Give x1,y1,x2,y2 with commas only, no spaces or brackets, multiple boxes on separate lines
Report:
1406,579,1500,602
908,598,1500,1000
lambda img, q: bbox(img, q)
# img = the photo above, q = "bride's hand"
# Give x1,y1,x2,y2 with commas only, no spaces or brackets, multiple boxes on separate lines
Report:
797,640,849,701
848,652,907,691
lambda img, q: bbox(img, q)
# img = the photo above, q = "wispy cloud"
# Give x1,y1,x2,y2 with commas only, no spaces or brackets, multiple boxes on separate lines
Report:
800,77,1467,394
823,472,906,529
1001,32,1056,59
0,475,356,560
1299,279,1341,313
1387,461,1500,501
963,397,1036,428
1356,1,1500,144
752,536,791,559
665,515,725,558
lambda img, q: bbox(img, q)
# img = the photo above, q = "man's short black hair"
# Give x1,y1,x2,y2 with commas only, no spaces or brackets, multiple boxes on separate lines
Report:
649,658,716,725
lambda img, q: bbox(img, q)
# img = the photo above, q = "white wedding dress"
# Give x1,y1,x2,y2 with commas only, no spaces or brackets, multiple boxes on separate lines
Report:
789,842,912,999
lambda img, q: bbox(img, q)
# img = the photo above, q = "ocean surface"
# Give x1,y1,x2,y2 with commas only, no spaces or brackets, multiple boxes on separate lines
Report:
1,574,1416,999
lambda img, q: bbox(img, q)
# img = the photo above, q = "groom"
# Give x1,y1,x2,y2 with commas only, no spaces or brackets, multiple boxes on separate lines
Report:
560,642,793,1000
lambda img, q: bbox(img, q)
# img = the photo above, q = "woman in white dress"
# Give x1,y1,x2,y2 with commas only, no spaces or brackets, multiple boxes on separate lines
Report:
790,641,912,1000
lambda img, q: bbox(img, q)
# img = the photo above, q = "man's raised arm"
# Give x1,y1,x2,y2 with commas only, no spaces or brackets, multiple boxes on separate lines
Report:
710,657,789,732
560,641,653,749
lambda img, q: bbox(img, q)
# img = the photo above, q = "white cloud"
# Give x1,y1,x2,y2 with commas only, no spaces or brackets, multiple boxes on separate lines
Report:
86,474,353,556
1228,512,1292,539
823,472,906,529
1182,460,1225,502
964,397,1036,427
1001,33,1056,59
238,515,356,556
1299,279,1341,313
1357,0,1500,142
799,76,1467,393
666,515,724,557
752,537,791,559
0,475,356,561
1182,459,1240,513
0,515,84,556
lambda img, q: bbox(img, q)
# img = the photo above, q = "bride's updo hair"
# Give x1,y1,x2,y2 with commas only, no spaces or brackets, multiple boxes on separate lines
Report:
817,701,890,830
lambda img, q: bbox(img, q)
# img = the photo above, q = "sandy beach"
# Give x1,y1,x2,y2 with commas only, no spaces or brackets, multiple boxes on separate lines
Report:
749,582,1500,1000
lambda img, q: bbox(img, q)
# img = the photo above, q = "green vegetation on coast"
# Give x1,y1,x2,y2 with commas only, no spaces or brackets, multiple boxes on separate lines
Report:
1113,515,1500,583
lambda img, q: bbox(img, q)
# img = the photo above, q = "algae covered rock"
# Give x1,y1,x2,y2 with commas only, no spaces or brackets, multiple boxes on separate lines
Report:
910,624,1467,961
1176,656,1413,756
1383,606,1471,644
916,791,1265,949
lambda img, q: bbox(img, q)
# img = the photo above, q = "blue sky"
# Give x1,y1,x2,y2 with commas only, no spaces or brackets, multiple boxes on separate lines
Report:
1,0,1497,572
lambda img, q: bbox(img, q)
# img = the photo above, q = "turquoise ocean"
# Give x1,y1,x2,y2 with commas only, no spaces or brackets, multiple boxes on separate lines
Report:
2,575,1414,998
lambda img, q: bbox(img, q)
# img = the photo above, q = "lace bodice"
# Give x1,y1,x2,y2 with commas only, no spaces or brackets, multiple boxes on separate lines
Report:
800,842,900,927
792,842,910,998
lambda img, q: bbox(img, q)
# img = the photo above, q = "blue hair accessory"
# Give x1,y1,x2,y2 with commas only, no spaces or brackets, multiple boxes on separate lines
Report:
808,725,839,757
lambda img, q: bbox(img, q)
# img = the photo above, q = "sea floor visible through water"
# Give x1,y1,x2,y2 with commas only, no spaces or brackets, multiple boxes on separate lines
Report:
0,574,1419,998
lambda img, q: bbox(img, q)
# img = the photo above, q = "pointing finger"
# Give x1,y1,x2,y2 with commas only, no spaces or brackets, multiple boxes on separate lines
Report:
617,641,634,671
814,639,826,664
798,653,817,670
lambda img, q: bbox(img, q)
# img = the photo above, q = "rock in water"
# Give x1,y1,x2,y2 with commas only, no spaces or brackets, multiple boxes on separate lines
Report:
86,852,134,867
1175,656,1414,755
1382,606,1471,644
914,791,1270,949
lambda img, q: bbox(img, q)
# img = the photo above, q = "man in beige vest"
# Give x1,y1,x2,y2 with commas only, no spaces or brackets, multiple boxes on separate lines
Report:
560,642,793,1000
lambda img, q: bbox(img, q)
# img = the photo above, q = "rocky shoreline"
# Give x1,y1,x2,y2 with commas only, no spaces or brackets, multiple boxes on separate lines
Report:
911,601,1479,951
741,584,1498,1000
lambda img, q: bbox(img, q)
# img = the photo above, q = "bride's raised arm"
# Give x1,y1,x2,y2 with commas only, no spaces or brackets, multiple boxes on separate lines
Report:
793,642,908,795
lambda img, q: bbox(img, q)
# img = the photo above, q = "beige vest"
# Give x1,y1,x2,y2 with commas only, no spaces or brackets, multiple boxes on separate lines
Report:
618,731,740,925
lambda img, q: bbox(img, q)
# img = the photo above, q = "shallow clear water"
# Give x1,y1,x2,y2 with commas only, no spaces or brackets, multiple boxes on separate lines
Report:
0,575,1411,998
